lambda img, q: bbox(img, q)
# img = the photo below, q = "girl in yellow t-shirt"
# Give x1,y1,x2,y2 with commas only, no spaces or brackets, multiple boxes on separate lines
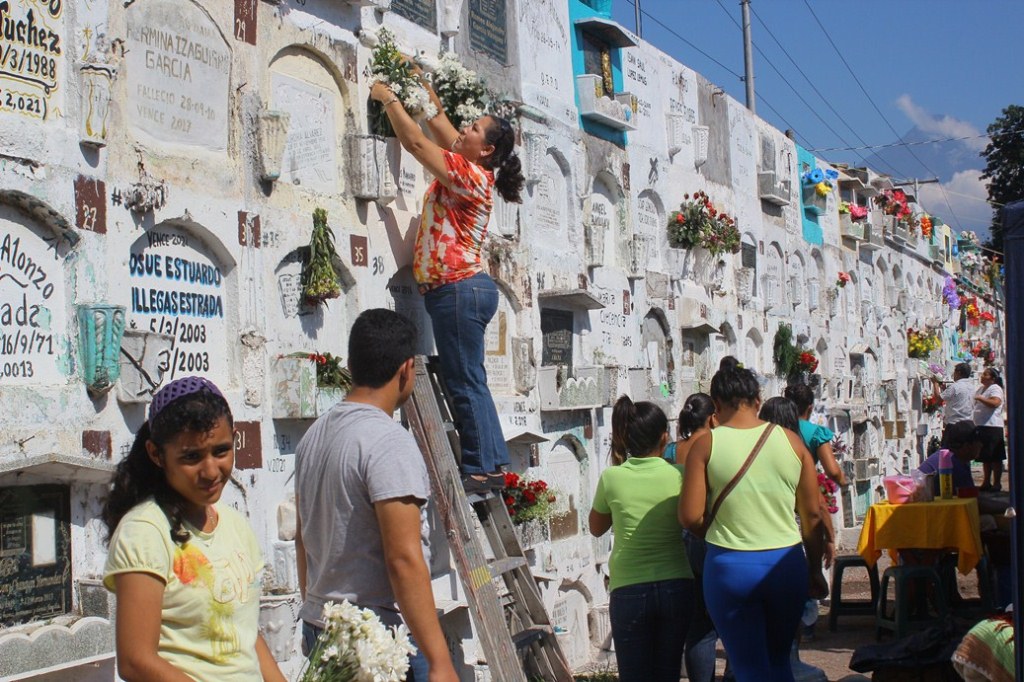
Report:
102,376,285,682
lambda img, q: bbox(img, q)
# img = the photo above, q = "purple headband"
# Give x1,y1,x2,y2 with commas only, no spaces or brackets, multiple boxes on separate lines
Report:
149,376,225,427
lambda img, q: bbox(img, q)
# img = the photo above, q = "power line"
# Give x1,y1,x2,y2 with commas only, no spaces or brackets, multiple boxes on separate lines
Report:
801,0,964,230
620,0,816,148
746,4,907,179
712,0,892,176
808,124,1024,153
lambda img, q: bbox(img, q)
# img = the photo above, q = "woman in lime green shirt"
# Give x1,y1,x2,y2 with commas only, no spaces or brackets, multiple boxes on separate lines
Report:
589,396,693,682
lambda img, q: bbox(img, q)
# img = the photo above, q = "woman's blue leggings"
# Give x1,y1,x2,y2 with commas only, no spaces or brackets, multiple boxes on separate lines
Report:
703,543,807,682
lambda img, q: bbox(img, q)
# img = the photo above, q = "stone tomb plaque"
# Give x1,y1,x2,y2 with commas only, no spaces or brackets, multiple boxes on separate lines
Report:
0,0,66,121
484,309,512,394
272,72,337,194
0,206,68,385
0,485,71,627
468,0,508,64
127,226,228,384
540,308,573,367
126,0,231,150
392,0,437,31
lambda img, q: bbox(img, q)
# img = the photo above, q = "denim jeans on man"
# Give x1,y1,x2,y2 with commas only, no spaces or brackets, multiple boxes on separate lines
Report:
424,272,509,474
302,620,429,681
609,578,694,682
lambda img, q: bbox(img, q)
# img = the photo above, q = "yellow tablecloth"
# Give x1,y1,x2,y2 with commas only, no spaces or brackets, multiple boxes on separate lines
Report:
856,497,983,574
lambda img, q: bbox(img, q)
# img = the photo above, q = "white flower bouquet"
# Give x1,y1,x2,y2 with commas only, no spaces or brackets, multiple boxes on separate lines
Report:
366,29,437,136
299,601,417,682
427,52,492,129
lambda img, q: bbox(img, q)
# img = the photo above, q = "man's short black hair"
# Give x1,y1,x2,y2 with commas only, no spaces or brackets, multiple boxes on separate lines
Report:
348,309,418,388
943,420,981,450
953,363,972,379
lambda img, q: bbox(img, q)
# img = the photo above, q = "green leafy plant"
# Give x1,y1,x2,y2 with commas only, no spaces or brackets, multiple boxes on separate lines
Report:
302,208,341,304
773,323,798,377
666,191,741,256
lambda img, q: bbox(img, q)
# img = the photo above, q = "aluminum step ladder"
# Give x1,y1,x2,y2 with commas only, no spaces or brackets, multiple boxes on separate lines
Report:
402,355,573,682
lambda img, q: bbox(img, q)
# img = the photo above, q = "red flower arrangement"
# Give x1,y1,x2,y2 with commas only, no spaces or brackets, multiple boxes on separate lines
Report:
502,472,557,525
922,394,944,415
796,351,819,373
836,271,851,288
818,473,838,514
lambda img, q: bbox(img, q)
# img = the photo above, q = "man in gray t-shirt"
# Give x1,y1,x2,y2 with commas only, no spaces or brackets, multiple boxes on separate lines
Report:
294,309,457,682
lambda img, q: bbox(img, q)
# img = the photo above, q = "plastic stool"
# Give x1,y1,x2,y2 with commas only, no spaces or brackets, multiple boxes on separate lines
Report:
937,552,994,616
828,555,880,632
875,565,948,640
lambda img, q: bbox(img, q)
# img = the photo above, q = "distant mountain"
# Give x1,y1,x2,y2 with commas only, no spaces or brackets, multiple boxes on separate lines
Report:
862,126,984,182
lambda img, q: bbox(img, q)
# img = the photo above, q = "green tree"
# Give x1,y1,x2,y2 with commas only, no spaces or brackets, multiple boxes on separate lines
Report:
980,104,1024,250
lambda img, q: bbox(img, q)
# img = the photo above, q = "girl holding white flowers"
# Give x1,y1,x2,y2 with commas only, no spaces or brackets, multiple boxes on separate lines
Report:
370,62,525,494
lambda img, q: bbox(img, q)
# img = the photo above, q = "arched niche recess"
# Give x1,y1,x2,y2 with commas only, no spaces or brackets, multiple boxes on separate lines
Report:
530,148,572,244
589,172,623,269
386,266,434,357
744,328,763,372
547,434,589,542
271,245,355,352
641,308,673,400
268,46,351,195
125,220,237,389
636,189,664,261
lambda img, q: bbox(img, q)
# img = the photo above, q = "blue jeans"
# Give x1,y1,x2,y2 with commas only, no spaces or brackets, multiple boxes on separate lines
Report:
682,530,731,682
704,543,807,682
302,620,429,681
424,272,509,474
609,578,694,682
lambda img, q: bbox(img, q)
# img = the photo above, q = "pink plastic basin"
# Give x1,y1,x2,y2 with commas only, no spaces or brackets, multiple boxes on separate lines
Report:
883,475,916,504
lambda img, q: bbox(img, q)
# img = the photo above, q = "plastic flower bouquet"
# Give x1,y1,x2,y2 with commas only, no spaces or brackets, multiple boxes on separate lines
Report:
876,189,911,220
796,351,819,374
818,473,838,514
667,191,741,256
299,600,417,682
428,52,491,129
906,327,941,359
919,215,933,238
836,271,851,288
366,29,437,136
922,394,944,415
501,472,556,525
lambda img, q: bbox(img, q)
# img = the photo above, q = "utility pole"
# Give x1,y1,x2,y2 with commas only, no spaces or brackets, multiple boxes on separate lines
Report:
634,0,642,38
741,0,755,113
892,177,939,202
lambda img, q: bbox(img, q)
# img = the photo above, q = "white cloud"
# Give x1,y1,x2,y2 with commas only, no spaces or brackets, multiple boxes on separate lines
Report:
895,94,987,153
916,169,994,239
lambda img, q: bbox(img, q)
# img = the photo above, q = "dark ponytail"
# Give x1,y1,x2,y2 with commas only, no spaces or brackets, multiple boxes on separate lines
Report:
611,395,668,464
678,392,715,440
484,115,524,203
710,355,761,409
102,389,233,546
759,396,801,433
783,382,814,415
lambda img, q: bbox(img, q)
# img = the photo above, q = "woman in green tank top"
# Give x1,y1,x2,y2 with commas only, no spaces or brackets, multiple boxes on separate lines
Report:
679,357,825,681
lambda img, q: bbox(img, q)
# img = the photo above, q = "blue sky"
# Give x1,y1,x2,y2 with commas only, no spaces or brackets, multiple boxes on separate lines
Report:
610,0,1024,237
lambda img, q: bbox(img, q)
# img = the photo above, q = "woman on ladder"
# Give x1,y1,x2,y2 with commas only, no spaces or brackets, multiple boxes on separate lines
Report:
370,65,525,495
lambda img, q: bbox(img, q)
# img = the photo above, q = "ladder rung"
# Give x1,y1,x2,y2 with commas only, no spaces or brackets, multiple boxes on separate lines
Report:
489,556,527,578
511,625,550,649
